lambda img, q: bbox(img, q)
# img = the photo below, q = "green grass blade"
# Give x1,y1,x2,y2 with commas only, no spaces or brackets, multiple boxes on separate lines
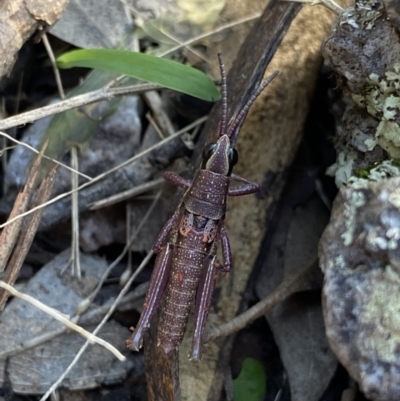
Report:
57,49,220,102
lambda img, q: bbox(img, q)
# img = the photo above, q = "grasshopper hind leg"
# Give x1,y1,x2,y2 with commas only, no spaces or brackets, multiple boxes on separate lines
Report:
189,257,218,361
129,244,173,351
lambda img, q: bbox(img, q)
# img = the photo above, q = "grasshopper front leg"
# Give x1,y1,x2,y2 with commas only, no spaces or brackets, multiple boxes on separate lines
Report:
228,174,260,196
163,171,191,190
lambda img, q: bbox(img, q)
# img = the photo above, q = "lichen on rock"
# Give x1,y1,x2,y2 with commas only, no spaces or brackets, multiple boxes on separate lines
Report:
323,0,400,186
320,179,400,400
320,0,400,399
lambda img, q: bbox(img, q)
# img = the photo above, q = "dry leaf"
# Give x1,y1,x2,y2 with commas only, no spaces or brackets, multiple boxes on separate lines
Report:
0,250,136,394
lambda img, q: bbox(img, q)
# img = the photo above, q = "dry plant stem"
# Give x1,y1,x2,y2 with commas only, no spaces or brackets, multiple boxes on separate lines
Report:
70,146,81,278
146,112,166,139
206,264,315,342
0,131,91,180
0,83,163,131
0,145,45,272
79,282,149,325
143,91,176,138
144,317,180,401
148,20,210,64
288,0,340,12
3,73,23,195
118,203,133,287
127,203,132,274
0,324,68,359
89,177,164,210
39,251,154,401
0,281,125,361
274,389,283,401
42,33,65,99
2,119,8,197
0,166,57,309
0,145,16,154
287,0,343,13
130,6,209,64
157,12,262,59
50,391,59,401
0,117,207,229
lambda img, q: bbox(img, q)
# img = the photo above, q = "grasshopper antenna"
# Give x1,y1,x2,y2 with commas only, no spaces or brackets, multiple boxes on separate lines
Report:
228,70,279,142
218,52,228,137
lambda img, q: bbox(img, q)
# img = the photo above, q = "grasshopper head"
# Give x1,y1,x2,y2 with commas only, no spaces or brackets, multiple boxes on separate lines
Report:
202,134,238,176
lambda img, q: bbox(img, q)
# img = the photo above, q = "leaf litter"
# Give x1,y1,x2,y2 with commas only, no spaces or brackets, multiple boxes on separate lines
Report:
0,2,376,400
0,250,137,394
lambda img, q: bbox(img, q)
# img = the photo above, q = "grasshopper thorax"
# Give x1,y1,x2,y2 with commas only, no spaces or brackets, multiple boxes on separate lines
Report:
202,134,238,176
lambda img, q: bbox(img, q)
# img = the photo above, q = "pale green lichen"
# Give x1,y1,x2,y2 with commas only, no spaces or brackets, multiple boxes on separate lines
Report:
368,160,400,181
388,187,400,209
359,0,382,29
364,137,377,151
328,255,347,270
341,0,382,30
327,151,358,186
385,264,400,282
386,227,400,250
383,95,400,120
348,160,400,187
359,270,400,363
330,64,400,186
359,65,400,124
341,190,366,246
349,64,400,164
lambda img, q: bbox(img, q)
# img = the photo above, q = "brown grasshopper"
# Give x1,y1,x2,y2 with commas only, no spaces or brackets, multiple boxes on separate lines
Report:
129,54,278,361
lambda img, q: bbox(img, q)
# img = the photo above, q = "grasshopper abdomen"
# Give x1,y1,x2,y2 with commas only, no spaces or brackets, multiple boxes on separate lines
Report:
158,226,216,353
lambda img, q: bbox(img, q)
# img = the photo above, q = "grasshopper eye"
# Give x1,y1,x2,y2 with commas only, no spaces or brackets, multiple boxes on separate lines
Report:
202,143,217,161
229,148,238,167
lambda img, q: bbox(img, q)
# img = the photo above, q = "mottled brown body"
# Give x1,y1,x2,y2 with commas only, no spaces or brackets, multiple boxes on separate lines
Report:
128,55,278,360
158,222,217,353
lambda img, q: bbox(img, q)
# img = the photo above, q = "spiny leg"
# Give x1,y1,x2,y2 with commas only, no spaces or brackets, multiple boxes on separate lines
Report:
189,256,218,361
129,244,173,351
228,173,260,196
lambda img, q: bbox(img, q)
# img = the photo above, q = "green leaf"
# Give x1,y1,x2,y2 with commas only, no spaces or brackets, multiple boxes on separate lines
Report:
57,49,220,102
233,358,267,401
